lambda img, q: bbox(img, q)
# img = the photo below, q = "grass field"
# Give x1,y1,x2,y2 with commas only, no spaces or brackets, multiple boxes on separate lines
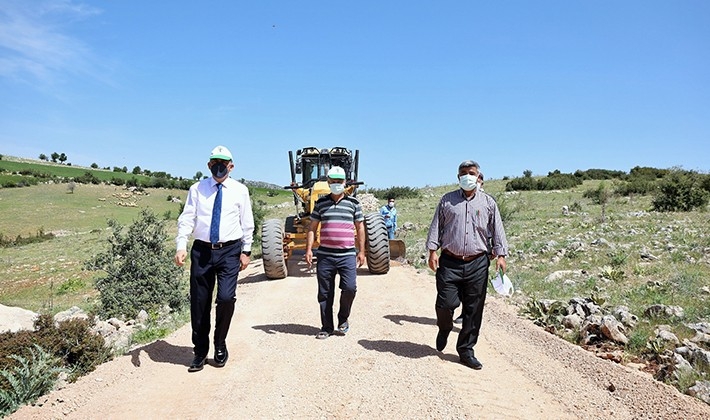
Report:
0,157,154,184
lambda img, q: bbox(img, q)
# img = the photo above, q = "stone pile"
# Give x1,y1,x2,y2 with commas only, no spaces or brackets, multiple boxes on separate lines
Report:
530,297,710,404
356,193,380,213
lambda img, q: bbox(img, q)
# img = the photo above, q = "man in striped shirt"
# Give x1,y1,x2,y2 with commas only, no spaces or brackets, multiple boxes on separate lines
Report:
426,160,509,370
305,166,366,339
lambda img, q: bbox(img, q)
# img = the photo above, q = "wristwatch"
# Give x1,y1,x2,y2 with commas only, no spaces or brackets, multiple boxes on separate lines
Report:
241,251,251,257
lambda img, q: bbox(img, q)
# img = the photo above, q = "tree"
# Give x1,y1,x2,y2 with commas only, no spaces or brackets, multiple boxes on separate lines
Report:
58,153,67,164
39,154,47,161
523,170,533,178
84,209,187,319
194,171,203,180
132,166,142,175
652,170,709,212
90,163,99,169
50,152,59,163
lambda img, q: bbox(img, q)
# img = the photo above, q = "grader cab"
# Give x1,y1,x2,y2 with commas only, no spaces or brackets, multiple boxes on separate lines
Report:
261,147,403,280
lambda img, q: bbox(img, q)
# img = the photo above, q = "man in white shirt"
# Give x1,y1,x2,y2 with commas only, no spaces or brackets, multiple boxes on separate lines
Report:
175,145,254,372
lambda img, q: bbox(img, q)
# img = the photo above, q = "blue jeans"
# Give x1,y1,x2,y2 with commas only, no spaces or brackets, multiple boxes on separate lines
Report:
386,226,395,239
316,253,357,333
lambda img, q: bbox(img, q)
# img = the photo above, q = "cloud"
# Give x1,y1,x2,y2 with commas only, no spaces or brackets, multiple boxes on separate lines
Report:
0,0,105,86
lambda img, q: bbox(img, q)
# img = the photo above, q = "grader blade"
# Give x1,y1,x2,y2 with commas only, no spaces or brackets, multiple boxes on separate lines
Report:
389,239,406,259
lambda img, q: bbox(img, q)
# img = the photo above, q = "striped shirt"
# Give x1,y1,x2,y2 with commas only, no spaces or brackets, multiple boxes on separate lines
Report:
426,189,508,258
311,195,364,256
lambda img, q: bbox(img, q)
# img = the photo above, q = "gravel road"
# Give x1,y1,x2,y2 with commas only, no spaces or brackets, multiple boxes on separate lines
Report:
10,259,710,419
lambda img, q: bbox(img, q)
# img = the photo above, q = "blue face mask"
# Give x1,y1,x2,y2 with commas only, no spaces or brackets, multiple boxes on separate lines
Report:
211,162,229,178
459,174,479,192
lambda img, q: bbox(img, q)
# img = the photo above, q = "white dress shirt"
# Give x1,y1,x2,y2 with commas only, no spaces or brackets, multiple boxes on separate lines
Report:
176,176,254,252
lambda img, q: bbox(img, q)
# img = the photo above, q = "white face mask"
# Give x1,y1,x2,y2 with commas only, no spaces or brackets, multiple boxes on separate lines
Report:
459,174,479,192
329,183,345,195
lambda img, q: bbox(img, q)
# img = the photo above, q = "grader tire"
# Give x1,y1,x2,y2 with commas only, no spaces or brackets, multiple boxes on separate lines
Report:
364,212,390,274
262,218,287,280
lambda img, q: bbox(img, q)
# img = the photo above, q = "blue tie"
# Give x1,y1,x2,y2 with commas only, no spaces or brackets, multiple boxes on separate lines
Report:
210,183,223,244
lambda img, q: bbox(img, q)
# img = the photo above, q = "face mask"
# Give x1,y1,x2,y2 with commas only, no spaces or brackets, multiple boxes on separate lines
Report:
388,202,395,208
459,174,479,192
210,162,229,178
329,183,345,195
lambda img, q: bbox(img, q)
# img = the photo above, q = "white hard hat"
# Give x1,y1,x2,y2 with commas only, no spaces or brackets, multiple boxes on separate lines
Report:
327,166,346,179
492,271,514,297
210,145,233,161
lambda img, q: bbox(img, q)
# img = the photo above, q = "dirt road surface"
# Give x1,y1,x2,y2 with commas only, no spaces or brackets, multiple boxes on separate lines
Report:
11,259,710,419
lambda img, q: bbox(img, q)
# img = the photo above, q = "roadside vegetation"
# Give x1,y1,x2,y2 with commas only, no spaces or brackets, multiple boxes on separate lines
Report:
1,156,709,412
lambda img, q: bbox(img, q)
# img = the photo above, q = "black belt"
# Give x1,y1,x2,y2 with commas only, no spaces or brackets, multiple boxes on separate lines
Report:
195,239,241,250
442,249,485,262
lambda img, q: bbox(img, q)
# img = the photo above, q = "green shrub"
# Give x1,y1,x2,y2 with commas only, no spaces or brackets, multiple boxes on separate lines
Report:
629,166,669,179
55,278,86,296
251,197,267,251
74,171,100,185
0,315,109,392
614,178,658,196
583,182,613,205
569,201,583,212
368,186,421,200
626,324,653,354
0,229,54,248
0,344,67,417
701,173,710,193
536,173,583,190
33,315,109,381
507,170,582,192
608,251,628,268
652,170,709,212
85,209,188,319
505,175,536,191
573,168,626,180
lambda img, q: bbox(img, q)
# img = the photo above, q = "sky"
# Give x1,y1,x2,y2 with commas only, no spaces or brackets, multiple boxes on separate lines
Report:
1,1,708,189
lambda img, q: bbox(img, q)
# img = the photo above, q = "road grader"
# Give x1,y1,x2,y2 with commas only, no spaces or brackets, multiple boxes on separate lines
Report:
261,146,406,279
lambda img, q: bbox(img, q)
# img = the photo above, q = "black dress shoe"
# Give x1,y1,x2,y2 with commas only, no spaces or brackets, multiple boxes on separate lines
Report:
213,347,229,367
460,354,483,370
188,355,207,372
436,330,450,351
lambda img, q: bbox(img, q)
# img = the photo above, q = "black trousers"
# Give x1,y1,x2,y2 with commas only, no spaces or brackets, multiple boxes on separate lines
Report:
435,253,489,357
316,253,357,333
189,240,242,356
